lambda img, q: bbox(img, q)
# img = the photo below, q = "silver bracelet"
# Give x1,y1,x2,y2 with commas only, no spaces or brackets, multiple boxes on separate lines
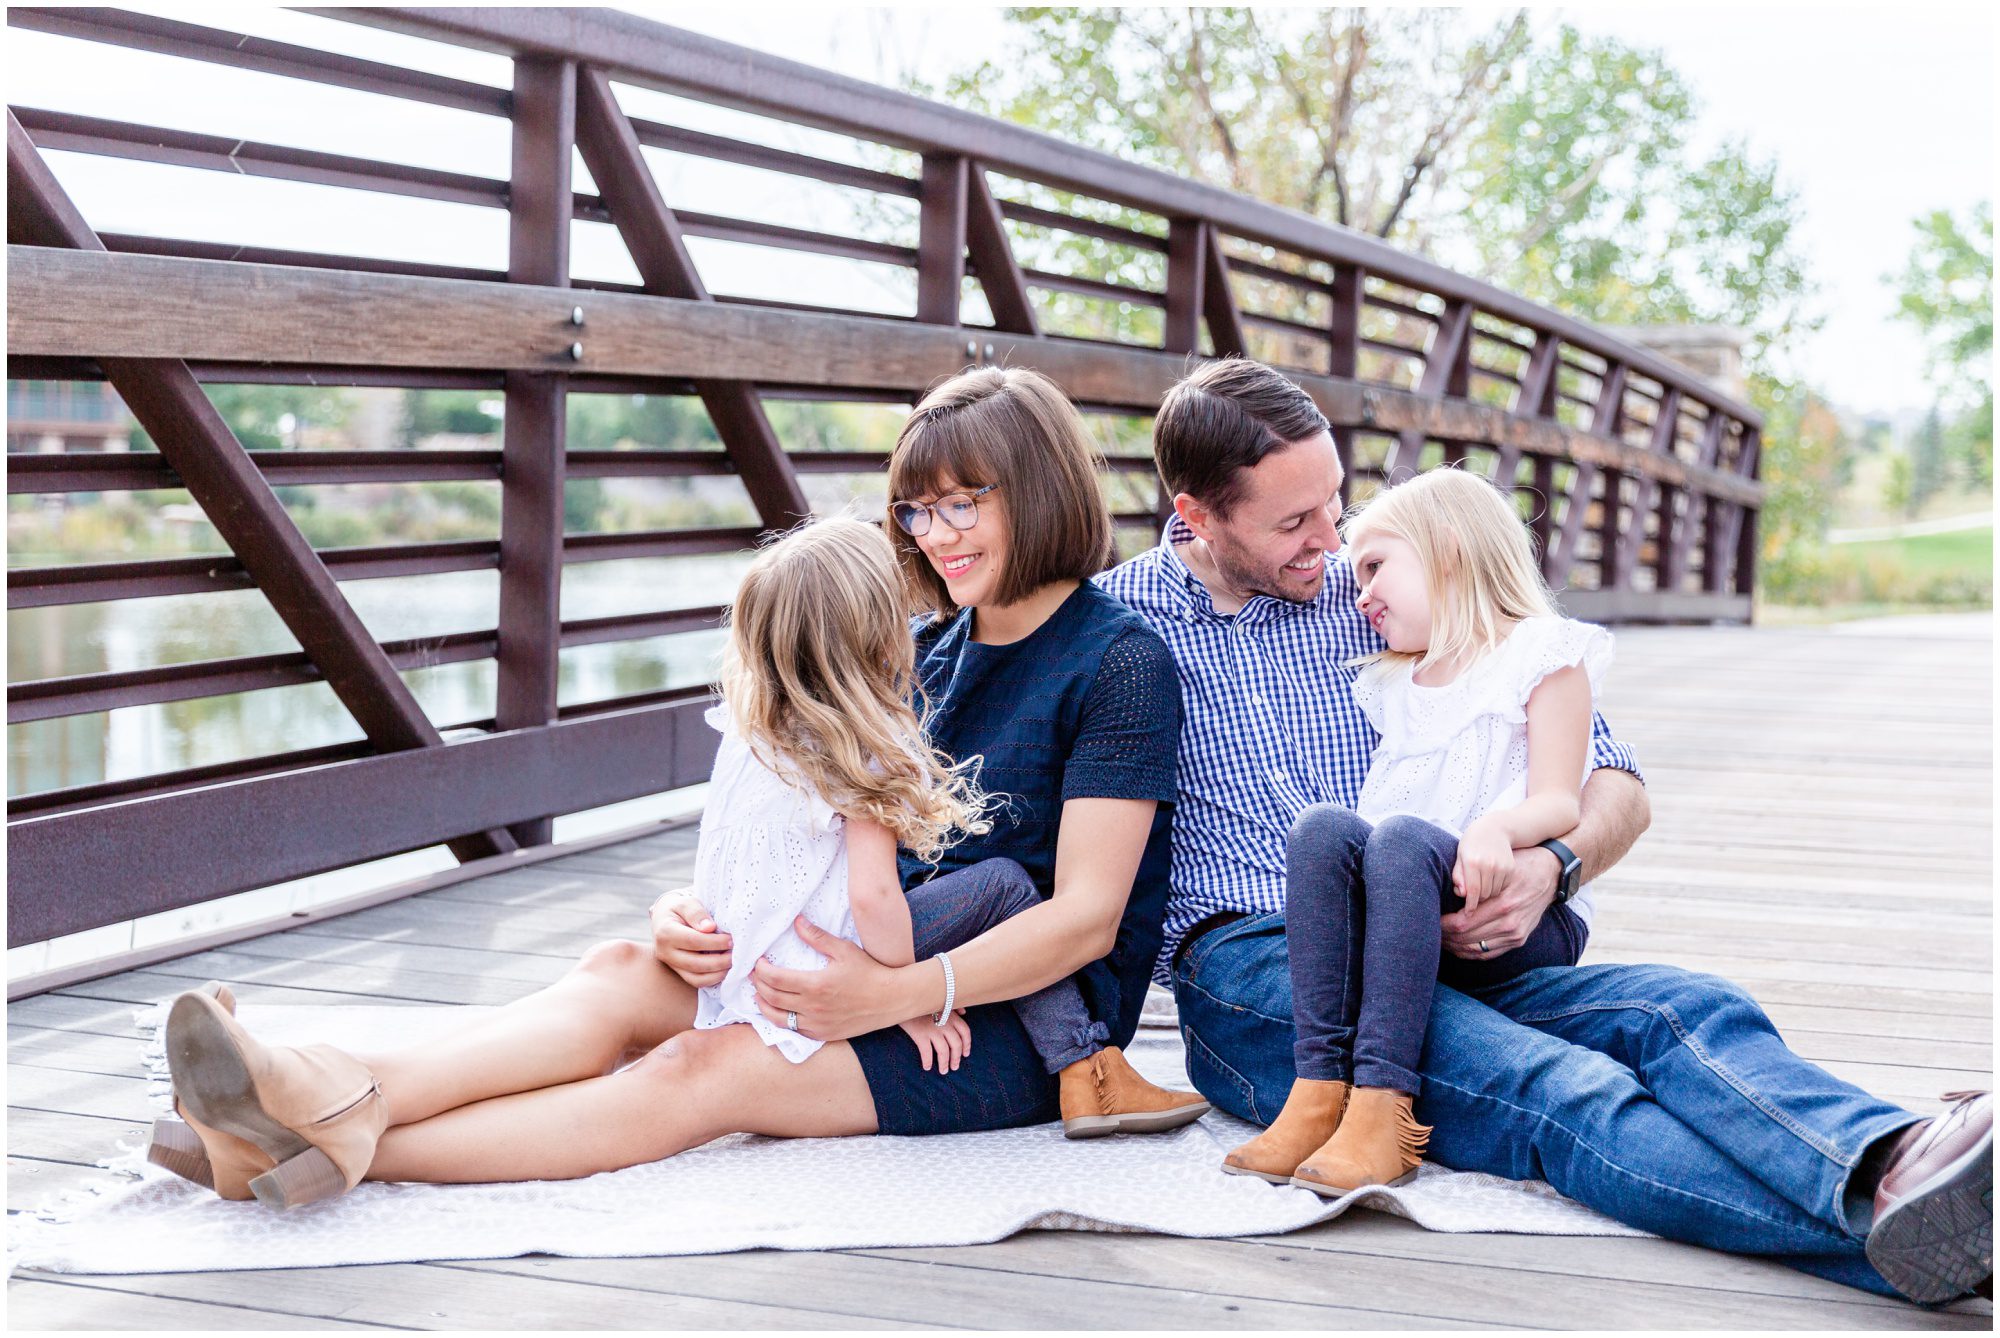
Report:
934,951,956,1026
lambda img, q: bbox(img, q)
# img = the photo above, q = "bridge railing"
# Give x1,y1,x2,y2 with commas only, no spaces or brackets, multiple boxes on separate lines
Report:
6,7,1762,959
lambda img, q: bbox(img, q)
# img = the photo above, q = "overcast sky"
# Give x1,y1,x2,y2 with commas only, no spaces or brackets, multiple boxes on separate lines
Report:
10,5,1993,418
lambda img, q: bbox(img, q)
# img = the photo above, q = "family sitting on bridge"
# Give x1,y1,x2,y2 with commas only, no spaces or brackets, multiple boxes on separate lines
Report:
157,359,1989,1305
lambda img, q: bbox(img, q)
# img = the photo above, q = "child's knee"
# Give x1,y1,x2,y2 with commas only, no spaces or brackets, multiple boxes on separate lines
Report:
1287,803,1369,861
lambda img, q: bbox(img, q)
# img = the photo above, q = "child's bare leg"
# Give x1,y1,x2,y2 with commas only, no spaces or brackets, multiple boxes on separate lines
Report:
365,1023,878,1183
356,940,698,1127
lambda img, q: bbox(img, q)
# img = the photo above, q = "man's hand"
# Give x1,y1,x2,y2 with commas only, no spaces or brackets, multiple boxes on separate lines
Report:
1442,845,1559,960
751,917,916,1042
898,1012,972,1073
650,888,732,987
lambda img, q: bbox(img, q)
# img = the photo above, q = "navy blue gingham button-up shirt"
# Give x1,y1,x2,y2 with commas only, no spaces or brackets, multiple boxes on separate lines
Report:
1094,517,1641,983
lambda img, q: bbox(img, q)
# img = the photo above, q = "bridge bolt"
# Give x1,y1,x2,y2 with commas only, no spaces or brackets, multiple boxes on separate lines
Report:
568,342,584,361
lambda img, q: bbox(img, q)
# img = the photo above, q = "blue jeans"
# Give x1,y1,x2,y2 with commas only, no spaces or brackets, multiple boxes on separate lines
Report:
1172,912,1921,1297
1287,806,1584,1094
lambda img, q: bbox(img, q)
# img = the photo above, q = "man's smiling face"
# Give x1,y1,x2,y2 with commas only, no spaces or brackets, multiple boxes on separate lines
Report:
1191,429,1346,605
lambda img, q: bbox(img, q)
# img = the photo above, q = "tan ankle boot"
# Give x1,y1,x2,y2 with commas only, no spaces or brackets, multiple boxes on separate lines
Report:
148,982,271,1197
165,989,389,1210
1058,1046,1211,1138
1291,1086,1430,1197
1221,1078,1351,1184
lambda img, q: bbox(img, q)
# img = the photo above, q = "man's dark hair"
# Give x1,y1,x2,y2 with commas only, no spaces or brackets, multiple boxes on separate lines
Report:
1153,358,1331,517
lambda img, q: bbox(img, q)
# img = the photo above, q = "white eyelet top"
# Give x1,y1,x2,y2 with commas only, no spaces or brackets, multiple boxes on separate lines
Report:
1351,616,1615,926
691,703,860,1063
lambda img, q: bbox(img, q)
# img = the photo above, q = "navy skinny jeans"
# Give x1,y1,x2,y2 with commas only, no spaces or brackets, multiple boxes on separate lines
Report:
1287,804,1586,1094
906,857,1106,1074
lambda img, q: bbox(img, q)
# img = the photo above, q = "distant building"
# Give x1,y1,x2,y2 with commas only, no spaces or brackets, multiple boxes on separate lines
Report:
6,379,133,454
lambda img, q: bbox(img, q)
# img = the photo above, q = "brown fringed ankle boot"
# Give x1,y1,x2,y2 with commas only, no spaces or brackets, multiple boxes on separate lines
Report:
1291,1085,1430,1197
1058,1046,1212,1138
1221,1078,1351,1184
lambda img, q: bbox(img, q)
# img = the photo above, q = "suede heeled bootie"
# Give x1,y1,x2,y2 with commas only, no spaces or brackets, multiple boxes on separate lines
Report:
164,988,389,1209
147,982,273,1197
1290,1085,1431,1197
1058,1046,1212,1138
1221,1077,1351,1184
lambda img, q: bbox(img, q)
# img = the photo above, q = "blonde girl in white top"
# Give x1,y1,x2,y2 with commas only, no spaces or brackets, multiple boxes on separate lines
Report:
691,516,1208,1136
1223,466,1612,1196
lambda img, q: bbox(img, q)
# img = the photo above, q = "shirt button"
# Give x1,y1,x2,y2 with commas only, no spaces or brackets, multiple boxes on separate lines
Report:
1270,769,1287,784
1252,694,1266,706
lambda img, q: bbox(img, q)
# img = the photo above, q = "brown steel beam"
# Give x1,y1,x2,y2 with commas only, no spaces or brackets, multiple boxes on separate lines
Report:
964,164,1039,336
7,110,513,862
572,65,810,529
318,8,1760,432
7,7,512,115
1202,225,1248,358
917,154,968,326
1164,219,1205,355
8,694,719,947
496,55,576,846
1382,299,1473,480
8,249,1761,506
1548,362,1626,589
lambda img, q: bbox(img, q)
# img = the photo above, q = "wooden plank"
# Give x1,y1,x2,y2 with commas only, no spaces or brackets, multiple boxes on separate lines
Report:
853,1230,1972,1330
1201,223,1249,357
9,1155,125,1212
6,1280,387,1331
458,1248,1459,1330
25,1261,932,1332
9,1065,155,1122
964,164,1039,335
1254,1213,1986,1316
8,1107,148,1164
4,247,1764,506
916,154,968,326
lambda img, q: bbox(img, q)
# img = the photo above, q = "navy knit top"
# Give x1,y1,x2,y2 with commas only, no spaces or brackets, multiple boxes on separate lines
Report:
901,582,1182,1047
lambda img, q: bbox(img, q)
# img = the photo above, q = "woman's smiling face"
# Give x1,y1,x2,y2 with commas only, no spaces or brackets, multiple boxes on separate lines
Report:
907,480,1010,610
1350,531,1432,653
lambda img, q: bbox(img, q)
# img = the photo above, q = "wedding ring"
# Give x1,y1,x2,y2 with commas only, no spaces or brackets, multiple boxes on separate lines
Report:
1478,939,1489,954
785,1010,799,1032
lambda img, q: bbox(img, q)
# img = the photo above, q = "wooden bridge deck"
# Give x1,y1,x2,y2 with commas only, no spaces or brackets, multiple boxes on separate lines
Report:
8,617,1993,1329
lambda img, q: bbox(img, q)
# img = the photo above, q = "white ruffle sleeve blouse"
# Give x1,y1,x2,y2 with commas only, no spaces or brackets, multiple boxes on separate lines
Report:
1351,616,1615,926
691,704,860,1063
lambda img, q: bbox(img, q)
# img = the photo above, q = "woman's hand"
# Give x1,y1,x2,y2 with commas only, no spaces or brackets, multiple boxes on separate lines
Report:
750,917,922,1041
649,889,733,988
898,1012,971,1073
1452,817,1515,914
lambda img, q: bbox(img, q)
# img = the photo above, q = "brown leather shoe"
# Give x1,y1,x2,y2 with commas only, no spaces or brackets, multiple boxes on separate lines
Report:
1866,1091,1993,1304
165,988,388,1209
147,982,271,1197
1058,1046,1211,1139
1291,1086,1430,1198
1222,1079,1350,1184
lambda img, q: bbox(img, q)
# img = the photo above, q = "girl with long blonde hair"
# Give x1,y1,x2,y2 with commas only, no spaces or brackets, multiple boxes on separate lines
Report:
1223,466,1613,1195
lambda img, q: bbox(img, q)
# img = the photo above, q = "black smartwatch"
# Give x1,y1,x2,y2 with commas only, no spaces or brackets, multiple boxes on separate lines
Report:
1538,838,1582,904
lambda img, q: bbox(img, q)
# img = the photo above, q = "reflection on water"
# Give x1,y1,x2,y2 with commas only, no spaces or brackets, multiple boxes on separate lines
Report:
8,554,752,799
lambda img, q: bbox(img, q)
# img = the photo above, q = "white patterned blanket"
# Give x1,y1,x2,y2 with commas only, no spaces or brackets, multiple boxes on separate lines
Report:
9,1003,1643,1275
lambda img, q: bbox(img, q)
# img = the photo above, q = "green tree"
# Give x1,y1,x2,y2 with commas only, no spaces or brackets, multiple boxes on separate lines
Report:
1907,408,1948,516
205,383,354,451
937,11,1815,369
1891,202,1992,486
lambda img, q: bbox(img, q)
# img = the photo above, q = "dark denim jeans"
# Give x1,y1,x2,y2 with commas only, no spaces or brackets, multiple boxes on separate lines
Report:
907,857,1105,1074
1172,912,1920,1296
1287,805,1584,1094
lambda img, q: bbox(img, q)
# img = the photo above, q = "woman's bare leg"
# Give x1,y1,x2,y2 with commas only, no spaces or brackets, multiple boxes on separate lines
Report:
355,940,697,1128
364,1022,878,1183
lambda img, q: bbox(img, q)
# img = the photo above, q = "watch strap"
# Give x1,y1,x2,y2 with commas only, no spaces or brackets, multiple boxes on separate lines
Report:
1538,837,1582,903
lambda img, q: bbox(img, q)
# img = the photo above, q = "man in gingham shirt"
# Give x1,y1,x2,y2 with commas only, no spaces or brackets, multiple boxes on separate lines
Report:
1094,358,1986,1302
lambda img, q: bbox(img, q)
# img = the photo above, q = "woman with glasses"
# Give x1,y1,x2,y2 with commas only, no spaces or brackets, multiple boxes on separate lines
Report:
147,367,1188,1196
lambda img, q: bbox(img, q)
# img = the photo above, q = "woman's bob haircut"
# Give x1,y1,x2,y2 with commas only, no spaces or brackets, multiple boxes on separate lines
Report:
1342,465,1557,674
886,367,1114,622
